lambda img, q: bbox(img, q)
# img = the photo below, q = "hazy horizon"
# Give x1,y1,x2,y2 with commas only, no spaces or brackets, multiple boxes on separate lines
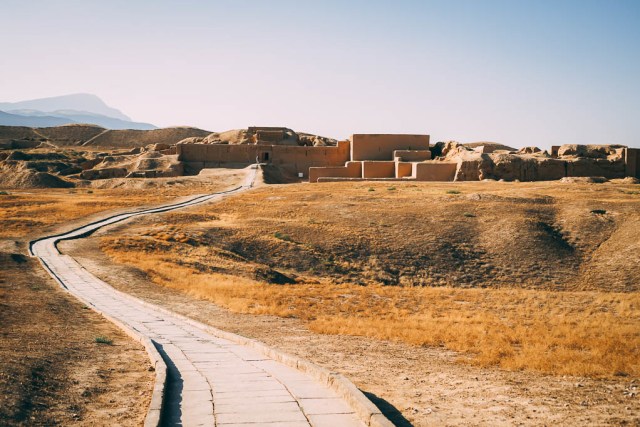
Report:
1,0,639,148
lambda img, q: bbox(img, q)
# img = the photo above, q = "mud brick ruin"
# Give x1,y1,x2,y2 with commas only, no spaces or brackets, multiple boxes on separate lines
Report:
177,131,640,182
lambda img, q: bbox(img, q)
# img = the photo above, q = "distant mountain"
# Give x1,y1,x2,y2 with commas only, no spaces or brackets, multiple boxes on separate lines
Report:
0,93,130,121
0,94,157,130
0,110,72,127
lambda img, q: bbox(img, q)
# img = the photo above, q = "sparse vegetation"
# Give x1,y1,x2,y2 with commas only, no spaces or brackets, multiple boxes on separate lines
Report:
94,336,113,345
0,172,243,238
591,209,607,215
100,179,640,378
446,189,461,194
274,231,292,242
98,249,640,378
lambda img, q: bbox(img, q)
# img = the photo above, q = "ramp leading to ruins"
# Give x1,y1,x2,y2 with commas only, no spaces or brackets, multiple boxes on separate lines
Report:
29,166,391,427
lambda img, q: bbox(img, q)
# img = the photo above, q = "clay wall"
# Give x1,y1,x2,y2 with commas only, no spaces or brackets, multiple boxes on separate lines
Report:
362,161,396,178
256,130,285,142
351,134,430,161
309,161,362,182
178,143,264,165
415,162,457,181
393,150,431,161
566,158,626,179
177,140,350,177
625,148,640,178
395,162,414,178
270,141,350,177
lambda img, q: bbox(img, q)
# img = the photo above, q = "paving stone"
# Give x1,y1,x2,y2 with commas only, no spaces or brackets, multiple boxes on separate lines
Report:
214,401,301,414
216,409,308,424
299,398,354,415
219,422,309,427
307,413,366,427
285,380,340,399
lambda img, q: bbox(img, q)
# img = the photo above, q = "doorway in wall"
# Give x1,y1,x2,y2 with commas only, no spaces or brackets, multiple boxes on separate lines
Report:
262,152,270,162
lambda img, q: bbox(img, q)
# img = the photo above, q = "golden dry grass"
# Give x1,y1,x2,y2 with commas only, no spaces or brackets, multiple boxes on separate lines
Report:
103,249,640,378
0,169,245,238
0,189,168,238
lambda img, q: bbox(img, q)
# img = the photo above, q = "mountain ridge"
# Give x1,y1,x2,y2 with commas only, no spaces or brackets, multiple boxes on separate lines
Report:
0,94,157,130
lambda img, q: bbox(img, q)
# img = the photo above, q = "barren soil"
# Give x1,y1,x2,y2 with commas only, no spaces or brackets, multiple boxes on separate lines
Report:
0,247,153,426
61,179,640,426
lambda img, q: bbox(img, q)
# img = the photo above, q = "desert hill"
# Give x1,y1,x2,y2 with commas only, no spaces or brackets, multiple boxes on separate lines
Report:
0,124,210,149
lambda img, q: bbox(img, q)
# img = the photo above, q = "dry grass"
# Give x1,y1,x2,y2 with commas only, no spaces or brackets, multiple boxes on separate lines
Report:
98,180,640,378
102,249,640,378
0,169,245,238
0,189,167,238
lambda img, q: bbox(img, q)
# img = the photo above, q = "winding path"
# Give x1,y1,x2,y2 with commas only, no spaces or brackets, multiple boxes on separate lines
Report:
29,166,391,427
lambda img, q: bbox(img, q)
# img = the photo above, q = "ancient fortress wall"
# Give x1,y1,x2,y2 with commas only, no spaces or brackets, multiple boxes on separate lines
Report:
393,150,431,162
415,162,458,181
177,140,350,177
177,134,640,183
351,134,430,161
362,161,396,178
270,141,350,177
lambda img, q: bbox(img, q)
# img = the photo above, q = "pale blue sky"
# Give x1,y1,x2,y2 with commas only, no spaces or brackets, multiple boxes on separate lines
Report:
1,0,639,148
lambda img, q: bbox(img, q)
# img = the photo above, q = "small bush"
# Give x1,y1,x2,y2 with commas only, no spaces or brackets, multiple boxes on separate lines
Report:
463,212,476,217
446,190,461,194
387,187,396,191
274,231,292,242
87,190,93,194
95,336,113,345
591,209,607,215
368,188,375,192
0,191,9,195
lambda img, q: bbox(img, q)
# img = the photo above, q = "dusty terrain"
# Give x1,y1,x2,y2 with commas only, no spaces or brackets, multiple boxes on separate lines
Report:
0,248,153,426
56,178,640,426
0,169,244,425
2,163,639,426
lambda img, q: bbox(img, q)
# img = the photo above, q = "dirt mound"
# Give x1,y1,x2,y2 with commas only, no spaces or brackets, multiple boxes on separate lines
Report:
610,177,640,184
0,162,74,188
558,144,625,159
88,127,210,148
82,151,183,179
179,128,338,147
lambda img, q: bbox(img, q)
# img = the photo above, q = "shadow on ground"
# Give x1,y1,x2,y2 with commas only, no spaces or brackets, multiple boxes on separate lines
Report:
363,390,412,427
155,343,184,426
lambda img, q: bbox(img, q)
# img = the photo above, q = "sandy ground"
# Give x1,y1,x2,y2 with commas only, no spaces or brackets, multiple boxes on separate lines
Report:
0,243,153,426
63,228,640,427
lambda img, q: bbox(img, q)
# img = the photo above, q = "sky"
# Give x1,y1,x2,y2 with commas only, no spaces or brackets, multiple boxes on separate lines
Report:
1,0,639,148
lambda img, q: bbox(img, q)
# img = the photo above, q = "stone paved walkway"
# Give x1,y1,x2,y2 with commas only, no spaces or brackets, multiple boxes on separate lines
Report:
30,167,368,427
